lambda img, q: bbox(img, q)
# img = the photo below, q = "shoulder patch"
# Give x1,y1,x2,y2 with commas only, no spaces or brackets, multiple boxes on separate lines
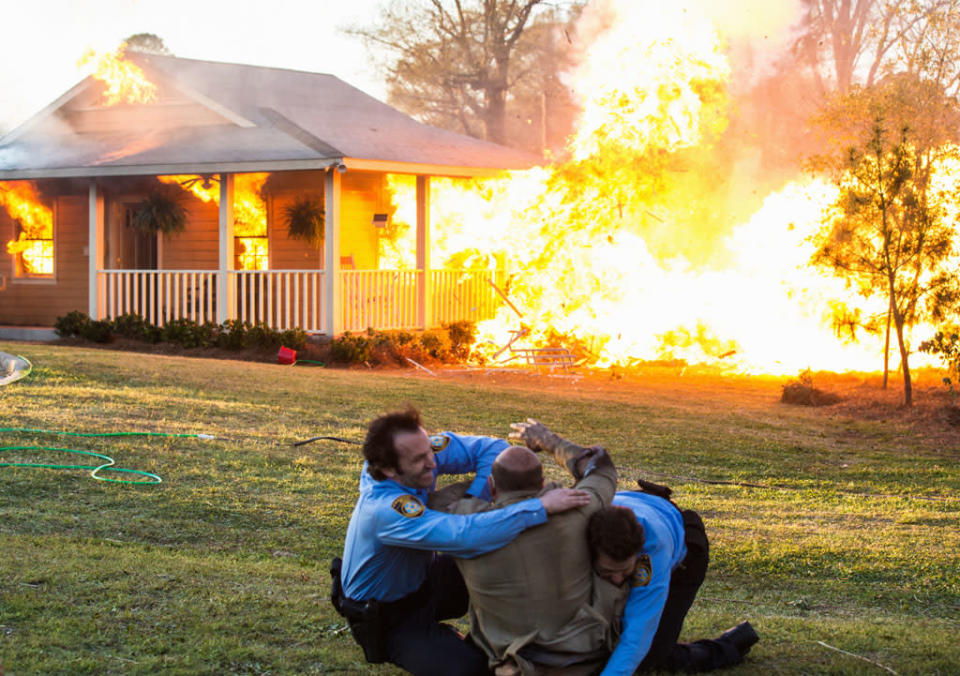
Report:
391,494,425,518
430,434,451,453
631,554,653,587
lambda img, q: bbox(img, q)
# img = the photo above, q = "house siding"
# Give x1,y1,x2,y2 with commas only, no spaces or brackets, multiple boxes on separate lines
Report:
0,194,88,326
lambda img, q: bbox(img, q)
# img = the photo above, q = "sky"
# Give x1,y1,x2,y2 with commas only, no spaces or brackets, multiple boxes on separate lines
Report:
0,0,389,132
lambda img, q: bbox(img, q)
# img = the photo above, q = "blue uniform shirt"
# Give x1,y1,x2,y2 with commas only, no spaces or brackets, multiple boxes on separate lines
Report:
600,492,687,676
341,432,549,602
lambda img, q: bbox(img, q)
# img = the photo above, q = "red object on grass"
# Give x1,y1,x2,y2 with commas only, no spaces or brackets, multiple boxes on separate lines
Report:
277,346,296,365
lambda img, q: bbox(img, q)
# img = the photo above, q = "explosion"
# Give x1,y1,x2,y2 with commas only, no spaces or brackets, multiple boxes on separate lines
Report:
383,0,941,374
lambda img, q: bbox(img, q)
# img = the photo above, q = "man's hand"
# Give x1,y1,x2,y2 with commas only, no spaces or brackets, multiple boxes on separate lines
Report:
539,487,591,514
509,418,560,453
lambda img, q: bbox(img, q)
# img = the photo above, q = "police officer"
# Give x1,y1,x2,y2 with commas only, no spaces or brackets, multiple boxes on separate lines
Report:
587,487,759,674
332,408,591,676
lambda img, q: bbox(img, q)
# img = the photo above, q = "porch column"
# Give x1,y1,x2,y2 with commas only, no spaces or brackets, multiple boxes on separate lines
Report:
324,166,342,335
416,175,431,329
218,173,235,324
87,181,105,319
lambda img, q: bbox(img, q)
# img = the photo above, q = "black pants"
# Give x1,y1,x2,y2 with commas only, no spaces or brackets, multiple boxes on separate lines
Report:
638,510,742,673
378,555,490,676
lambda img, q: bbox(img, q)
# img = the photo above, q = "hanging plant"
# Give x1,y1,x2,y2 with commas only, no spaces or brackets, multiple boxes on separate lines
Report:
131,188,186,235
284,196,325,247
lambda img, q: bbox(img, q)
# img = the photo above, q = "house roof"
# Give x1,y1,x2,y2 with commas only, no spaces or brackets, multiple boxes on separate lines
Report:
0,54,541,179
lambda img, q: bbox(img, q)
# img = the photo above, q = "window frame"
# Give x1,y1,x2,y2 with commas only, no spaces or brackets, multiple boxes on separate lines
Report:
10,197,57,284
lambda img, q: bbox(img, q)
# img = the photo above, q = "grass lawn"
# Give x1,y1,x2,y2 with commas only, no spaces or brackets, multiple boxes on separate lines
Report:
0,343,957,675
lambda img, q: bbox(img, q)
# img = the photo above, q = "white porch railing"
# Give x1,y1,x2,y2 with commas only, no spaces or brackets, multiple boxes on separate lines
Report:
431,269,506,325
99,270,219,325
98,268,503,333
340,269,421,332
230,270,325,332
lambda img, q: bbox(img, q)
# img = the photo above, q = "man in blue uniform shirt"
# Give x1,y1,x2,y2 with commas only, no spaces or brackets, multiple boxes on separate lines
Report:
588,488,759,674
331,408,591,676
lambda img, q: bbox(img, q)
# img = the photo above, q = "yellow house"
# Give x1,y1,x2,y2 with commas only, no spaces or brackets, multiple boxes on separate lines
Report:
0,54,536,335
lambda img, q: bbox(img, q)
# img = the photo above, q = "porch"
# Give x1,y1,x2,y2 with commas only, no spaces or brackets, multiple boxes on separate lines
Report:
95,267,506,333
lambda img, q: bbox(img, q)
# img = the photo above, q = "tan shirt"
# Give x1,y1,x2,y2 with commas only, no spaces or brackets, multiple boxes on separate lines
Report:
447,453,622,673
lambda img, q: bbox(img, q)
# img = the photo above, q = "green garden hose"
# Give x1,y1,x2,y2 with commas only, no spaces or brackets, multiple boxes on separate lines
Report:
0,429,214,485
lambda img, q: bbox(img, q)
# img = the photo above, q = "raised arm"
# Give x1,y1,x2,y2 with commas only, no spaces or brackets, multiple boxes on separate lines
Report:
429,432,509,499
509,419,617,507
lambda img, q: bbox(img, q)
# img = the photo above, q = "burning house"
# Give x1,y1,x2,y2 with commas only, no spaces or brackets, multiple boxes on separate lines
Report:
0,49,536,335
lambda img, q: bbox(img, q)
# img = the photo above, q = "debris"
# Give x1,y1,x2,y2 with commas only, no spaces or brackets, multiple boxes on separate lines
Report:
405,357,437,376
816,641,899,675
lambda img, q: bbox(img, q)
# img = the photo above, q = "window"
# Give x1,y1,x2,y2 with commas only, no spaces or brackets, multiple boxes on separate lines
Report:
236,236,269,270
2,183,54,279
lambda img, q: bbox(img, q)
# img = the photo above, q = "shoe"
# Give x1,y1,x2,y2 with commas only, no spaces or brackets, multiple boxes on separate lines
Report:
720,621,759,656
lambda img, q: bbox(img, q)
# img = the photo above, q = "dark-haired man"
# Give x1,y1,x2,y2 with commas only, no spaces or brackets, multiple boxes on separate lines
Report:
333,408,591,676
443,420,621,675
588,491,759,674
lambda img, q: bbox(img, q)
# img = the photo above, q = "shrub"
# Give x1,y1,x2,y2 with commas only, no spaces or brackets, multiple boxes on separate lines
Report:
160,319,216,349
279,328,308,351
920,329,960,399
444,321,476,361
218,319,248,350
330,330,375,364
417,328,452,361
243,322,283,351
79,319,114,343
781,370,841,407
55,310,90,338
112,313,148,339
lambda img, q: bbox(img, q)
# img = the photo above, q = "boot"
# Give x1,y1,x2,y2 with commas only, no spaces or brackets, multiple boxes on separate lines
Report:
719,621,759,657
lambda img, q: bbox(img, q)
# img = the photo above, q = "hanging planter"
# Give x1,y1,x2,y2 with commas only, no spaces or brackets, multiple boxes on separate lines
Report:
131,188,187,235
284,196,325,247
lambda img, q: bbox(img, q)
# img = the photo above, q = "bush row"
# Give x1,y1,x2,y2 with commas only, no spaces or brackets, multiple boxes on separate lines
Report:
54,311,308,351
329,321,477,366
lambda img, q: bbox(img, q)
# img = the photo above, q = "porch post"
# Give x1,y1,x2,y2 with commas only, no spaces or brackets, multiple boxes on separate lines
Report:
218,173,235,324
416,175,431,329
324,167,342,335
87,181,105,319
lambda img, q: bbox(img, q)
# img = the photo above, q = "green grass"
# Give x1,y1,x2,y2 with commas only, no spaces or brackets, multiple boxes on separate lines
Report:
0,344,957,674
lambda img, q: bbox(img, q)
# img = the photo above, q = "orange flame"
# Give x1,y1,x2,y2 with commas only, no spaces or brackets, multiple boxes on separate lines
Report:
1,181,54,276
78,43,158,106
158,174,270,270
380,0,947,374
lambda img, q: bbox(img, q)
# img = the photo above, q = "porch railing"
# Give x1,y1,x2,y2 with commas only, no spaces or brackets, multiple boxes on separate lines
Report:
98,268,504,334
99,270,219,326
340,270,421,332
230,270,325,332
431,269,506,325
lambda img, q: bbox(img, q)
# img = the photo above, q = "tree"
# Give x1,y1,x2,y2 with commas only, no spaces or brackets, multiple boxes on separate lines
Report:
349,0,582,151
809,75,960,405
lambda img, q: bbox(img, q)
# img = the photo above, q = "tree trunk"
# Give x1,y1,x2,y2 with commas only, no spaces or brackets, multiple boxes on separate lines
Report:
891,303,912,407
882,296,892,389
484,85,508,144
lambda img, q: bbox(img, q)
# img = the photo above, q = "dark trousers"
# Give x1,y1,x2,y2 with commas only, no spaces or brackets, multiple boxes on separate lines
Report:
379,555,490,676
638,510,742,673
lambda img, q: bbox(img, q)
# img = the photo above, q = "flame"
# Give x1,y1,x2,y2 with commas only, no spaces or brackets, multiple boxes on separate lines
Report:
158,173,270,270
379,0,946,374
78,43,158,106
1,181,54,275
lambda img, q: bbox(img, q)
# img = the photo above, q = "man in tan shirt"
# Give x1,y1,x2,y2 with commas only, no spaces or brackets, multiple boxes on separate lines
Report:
441,421,624,675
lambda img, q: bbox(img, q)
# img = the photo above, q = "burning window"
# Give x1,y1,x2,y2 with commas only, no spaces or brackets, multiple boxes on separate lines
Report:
2,182,55,279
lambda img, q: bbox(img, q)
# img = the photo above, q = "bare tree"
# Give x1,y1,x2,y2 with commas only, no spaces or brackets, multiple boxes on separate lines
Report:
349,1,581,150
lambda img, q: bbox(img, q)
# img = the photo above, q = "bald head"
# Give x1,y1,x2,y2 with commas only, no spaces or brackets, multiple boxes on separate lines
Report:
491,446,544,493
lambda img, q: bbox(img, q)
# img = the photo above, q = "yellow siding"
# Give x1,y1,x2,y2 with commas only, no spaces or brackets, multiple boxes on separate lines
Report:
1,194,89,326
161,196,219,269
